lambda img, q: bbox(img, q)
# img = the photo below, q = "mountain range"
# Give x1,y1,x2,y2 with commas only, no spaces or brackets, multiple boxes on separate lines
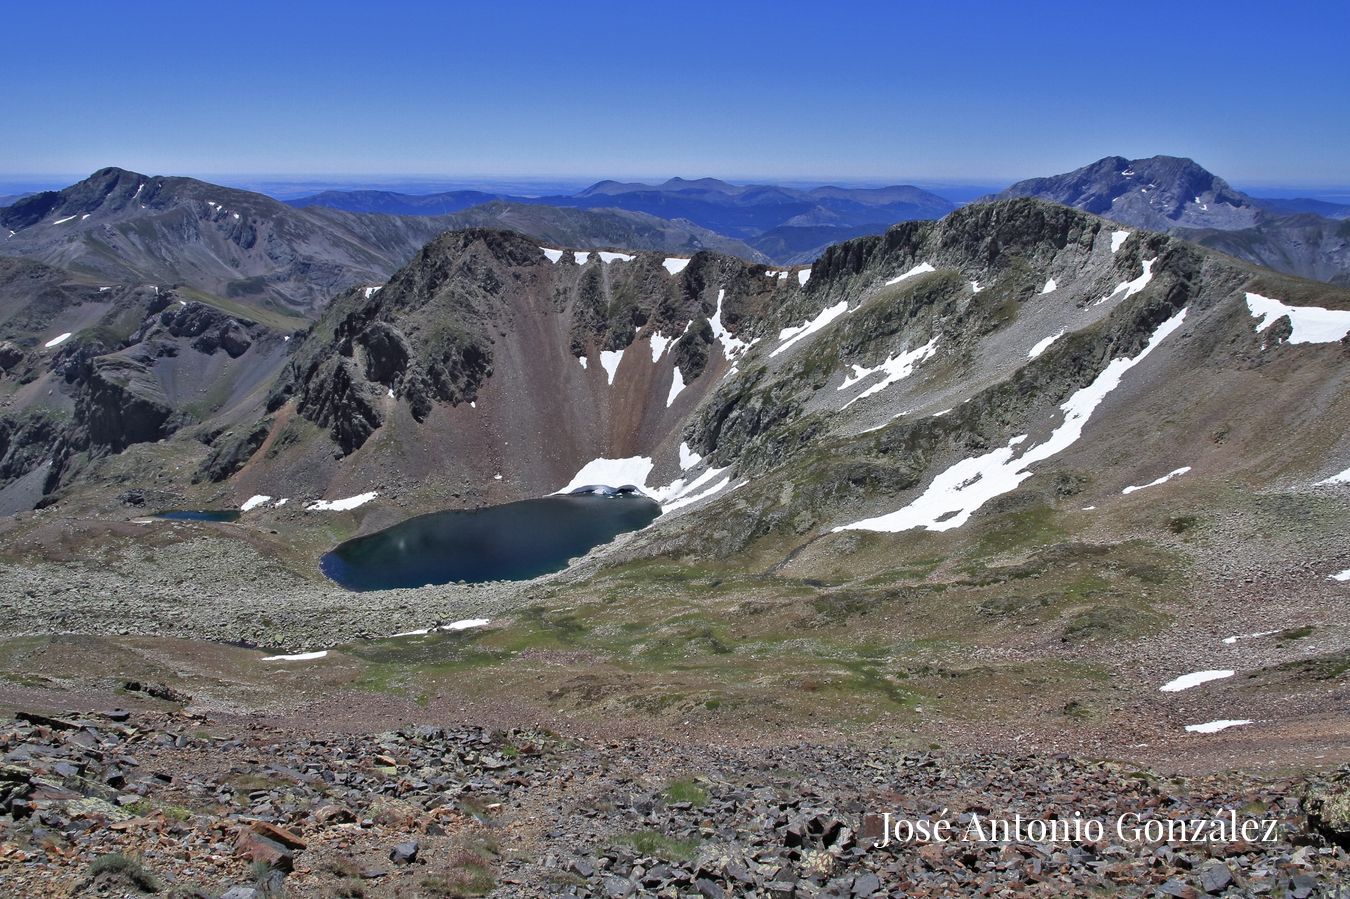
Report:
991,155,1350,284
0,168,763,320
289,176,958,264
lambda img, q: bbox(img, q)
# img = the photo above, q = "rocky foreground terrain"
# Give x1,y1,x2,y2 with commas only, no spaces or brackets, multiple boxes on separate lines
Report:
1,705,1348,898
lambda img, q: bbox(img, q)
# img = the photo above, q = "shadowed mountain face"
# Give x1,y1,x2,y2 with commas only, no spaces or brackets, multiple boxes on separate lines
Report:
289,176,958,264
0,169,767,319
991,156,1350,284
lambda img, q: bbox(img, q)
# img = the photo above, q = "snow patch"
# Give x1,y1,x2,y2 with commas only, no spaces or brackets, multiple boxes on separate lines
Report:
557,457,654,494
1331,569,1350,583
540,247,563,263
1095,258,1155,306
885,262,935,287
1122,466,1191,495
797,268,812,286
240,495,272,512
598,251,634,263
969,280,983,293
771,301,849,358
1222,630,1279,645
1185,719,1252,734
834,308,1188,534
666,366,686,407
663,257,690,275
709,289,751,360
363,286,382,299
649,332,674,362
43,332,72,349
52,215,76,225
306,492,378,512
1041,278,1057,294
573,251,590,264
661,471,732,512
1028,330,1065,359
838,337,939,409
1316,466,1350,486
679,442,702,470
1160,670,1234,692
1110,230,1130,253
262,650,328,662
599,349,624,385
1245,293,1350,344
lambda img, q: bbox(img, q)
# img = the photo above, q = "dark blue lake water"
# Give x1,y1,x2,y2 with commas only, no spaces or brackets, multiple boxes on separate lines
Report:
319,493,661,591
153,510,242,522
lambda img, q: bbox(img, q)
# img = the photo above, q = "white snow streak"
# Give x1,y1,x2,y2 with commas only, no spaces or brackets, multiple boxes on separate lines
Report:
363,286,382,299
1041,278,1057,294
597,251,634,263
1095,258,1155,306
771,301,849,358
43,332,72,349
1121,466,1191,495
1222,630,1279,645
306,492,378,512
666,366,686,407
1110,230,1131,253
262,650,328,662
1316,466,1350,486
240,495,272,512
885,262,935,286
649,332,674,362
1028,330,1065,359
1159,670,1234,692
709,289,751,360
1245,293,1350,344
663,257,691,275
679,442,703,470
834,308,1188,534
1331,569,1350,582
838,338,940,410
52,215,76,225
599,349,624,385
1185,719,1252,734
539,247,563,263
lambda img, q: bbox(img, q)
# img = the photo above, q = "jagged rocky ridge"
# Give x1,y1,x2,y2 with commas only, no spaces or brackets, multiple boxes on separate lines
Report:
4,198,1348,554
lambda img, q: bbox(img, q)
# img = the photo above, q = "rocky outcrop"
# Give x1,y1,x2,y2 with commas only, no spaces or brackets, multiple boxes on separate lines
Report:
194,419,272,483
75,355,176,453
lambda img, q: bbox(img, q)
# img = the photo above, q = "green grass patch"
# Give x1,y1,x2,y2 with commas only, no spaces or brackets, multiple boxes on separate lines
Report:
663,778,709,807
621,829,700,862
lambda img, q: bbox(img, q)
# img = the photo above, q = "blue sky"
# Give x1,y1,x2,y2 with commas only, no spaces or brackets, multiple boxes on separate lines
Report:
4,0,1347,186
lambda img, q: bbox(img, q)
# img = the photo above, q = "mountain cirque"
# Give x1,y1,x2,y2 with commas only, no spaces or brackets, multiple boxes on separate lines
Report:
0,182,1349,895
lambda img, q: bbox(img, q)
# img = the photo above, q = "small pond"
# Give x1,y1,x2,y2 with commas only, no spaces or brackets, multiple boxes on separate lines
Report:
153,510,242,522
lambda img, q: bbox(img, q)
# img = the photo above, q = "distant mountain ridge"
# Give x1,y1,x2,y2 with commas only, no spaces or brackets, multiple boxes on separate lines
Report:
289,176,957,264
990,155,1350,283
0,168,765,318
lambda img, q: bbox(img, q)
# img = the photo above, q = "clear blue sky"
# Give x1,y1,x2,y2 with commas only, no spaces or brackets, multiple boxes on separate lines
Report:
4,0,1347,186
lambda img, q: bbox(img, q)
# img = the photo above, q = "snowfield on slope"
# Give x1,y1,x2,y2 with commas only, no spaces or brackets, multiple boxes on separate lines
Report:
834,308,1189,534
1160,670,1234,692
1122,466,1191,495
307,492,378,512
1245,293,1350,344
